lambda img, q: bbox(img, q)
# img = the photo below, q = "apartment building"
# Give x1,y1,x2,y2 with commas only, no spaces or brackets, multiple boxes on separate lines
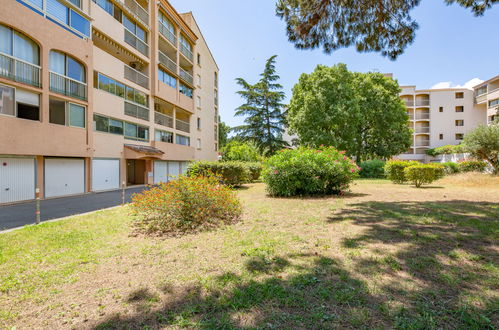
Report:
473,75,499,125
0,0,219,204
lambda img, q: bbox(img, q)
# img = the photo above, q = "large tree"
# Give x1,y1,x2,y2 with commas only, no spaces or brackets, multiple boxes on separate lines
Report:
276,0,497,59
218,121,230,149
463,123,499,174
287,63,412,162
233,55,288,155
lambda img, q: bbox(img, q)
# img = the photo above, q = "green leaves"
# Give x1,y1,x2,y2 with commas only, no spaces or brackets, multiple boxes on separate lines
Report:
462,123,499,174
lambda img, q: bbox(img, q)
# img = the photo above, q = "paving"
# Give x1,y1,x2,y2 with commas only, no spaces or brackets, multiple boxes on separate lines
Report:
0,186,147,231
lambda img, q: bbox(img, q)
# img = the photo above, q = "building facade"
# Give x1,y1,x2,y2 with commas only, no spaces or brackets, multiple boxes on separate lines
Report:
0,0,219,204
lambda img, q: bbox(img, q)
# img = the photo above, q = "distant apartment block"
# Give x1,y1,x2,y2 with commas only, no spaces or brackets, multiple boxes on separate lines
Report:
0,0,219,204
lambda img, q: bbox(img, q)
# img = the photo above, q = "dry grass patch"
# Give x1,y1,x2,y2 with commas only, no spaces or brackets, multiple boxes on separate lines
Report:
0,175,498,329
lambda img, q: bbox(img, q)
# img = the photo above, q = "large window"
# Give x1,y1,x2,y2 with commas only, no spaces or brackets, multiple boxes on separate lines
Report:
176,134,190,146
476,85,487,96
50,51,85,82
158,68,177,89
0,84,16,116
49,97,86,128
489,99,499,108
180,34,192,53
123,15,146,43
125,122,149,141
93,114,147,140
0,83,40,121
180,83,193,98
155,129,173,143
158,12,176,44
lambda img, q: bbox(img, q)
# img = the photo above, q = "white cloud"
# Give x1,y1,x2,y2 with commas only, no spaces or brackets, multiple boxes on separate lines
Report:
431,78,484,90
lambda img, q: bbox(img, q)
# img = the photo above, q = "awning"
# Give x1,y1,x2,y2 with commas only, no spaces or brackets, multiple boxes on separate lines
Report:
124,144,164,159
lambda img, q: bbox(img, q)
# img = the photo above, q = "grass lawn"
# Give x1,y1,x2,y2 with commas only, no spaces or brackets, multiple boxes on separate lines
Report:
0,173,498,329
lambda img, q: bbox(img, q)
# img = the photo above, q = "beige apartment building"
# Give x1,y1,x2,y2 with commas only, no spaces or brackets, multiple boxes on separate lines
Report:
0,0,219,204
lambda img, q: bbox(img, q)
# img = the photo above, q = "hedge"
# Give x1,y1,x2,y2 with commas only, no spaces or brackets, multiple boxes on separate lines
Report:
359,159,385,178
404,164,445,188
384,160,420,183
457,160,488,173
187,161,250,186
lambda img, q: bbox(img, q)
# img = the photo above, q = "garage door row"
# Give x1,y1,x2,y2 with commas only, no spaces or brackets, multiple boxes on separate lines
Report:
0,158,189,204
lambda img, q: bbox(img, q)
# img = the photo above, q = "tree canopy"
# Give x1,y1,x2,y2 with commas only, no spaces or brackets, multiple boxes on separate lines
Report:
233,55,288,155
218,121,230,149
276,0,497,59
463,123,499,174
287,63,412,162
221,140,261,162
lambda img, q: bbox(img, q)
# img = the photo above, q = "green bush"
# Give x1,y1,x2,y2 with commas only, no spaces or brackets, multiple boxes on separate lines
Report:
245,162,263,181
221,140,261,162
261,146,359,197
131,176,242,235
404,164,445,188
187,161,250,186
384,160,420,183
457,159,488,173
359,159,386,178
441,162,460,174
426,144,466,156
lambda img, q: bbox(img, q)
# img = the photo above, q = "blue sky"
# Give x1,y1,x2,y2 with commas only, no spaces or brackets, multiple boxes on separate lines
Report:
170,0,499,128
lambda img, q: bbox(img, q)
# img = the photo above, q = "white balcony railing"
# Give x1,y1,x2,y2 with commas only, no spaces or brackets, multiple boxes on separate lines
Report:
119,0,149,26
49,71,87,100
415,141,430,147
158,23,177,46
415,113,430,120
179,67,193,85
176,119,190,133
154,111,174,128
124,29,149,57
415,127,430,134
180,44,193,62
158,51,177,73
416,99,430,106
124,64,149,89
0,52,41,88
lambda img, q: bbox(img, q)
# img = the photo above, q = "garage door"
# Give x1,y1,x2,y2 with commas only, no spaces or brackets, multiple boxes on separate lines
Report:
0,158,35,204
168,162,180,181
154,161,168,184
180,161,189,175
92,159,120,191
45,158,85,198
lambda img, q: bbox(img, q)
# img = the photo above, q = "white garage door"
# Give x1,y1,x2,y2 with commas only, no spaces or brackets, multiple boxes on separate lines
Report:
92,159,120,191
180,161,189,175
154,161,168,184
168,162,180,181
0,158,35,204
45,158,85,198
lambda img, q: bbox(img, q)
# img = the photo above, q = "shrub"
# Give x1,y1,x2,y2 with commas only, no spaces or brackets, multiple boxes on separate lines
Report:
426,144,466,156
384,160,419,183
187,161,250,186
245,162,263,181
261,146,359,197
221,140,261,162
404,164,445,188
463,123,499,174
457,159,488,173
359,159,385,178
441,162,460,174
130,176,242,235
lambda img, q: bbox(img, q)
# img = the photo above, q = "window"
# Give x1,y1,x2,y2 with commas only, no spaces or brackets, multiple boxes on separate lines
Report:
180,83,193,98
214,72,218,87
95,72,148,107
16,89,40,121
49,97,86,127
110,118,124,134
93,114,125,135
158,11,176,44
158,68,177,88
439,134,443,140
455,120,464,126
123,15,146,43
49,98,66,125
455,106,464,113
124,122,149,141
489,99,499,108
180,34,192,53
176,134,190,146
46,0,90,36
196,96,201,108
197,117,201,130
197,53,201,65
455,92,464,99
94,0,122,21
196,138,201,149
196,74,201,87
0,84,16,116
455,133,464,140
69,103,85,128
155,130,173,143
475,85,487,96
50,51,85,82
439,107,443,113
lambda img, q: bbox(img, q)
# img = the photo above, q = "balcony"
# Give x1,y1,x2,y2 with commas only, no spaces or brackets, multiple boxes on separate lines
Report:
415,127,430,134
403,100,414,106
154,111,173,128
124,65,149,89
475,93,487,104
179,68,193,85
124,29,149,57
415,113,430,120
415,141,430,147
49,72,87,100
0,53,41,88
415,99,430,107
125,101,149,121
118,0,149,27
158,51,177,74
180,44,193,62
407,112,414,120
176,119,190,133
158,23,177,47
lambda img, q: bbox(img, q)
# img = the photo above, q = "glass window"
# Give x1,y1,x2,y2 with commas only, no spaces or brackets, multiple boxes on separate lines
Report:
13,31,39,65
134,90,147,106
126,86,135,102
158,68,177,89
96,0,113,15
125,122,137,138
67,56,85,82
94,114,109,132
0,84,15,116
180,83,193,98
123,15,135,33
50,51,85,83
180,34,192,52
47,0,69,24
68,0,81,8
25,0,44,10
116,82,125,98
0,25,13,55
69,103,85,128
176,134,190,146
489,99,499,108
70,10,90,37
137,126,148,140
109,118,123,134
49,98,66,125
155,130,173,143
98,73,111,92
49,51,65,75
476,86,487,96
135,25,146,43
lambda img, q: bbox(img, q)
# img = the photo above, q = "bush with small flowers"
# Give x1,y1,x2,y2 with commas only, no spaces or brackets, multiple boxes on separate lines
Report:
261,146,359,197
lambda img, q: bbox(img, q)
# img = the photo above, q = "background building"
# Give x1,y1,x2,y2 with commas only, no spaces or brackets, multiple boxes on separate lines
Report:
0,0,219,204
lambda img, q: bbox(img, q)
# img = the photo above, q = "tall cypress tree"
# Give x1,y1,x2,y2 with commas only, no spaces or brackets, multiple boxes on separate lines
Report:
233,55,288,155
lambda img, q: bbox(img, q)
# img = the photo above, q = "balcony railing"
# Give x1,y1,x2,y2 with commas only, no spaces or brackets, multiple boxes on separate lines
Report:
415,113,430,120
176,119,190,133
475,94,487,104
124,65,149,89
415,127,430,134
49,71,87,100
124,29,149,57
179,68,193,85
180,44,193,62
416,99,430,106
0,53,41,88
403,100,414,106
158,23,177,46
158,51,177,73
125,101,149,121
415,141,430,147
154,111,173,128
407,113,414,120
120,0,149,26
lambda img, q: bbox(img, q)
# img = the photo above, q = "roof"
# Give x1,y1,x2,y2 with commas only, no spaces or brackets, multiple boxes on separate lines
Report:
124,144,164,155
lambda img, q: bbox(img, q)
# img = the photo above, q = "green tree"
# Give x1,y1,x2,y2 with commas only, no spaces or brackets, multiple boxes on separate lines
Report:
218,121,230,148
233,55,288,155
287,63,412,162
463,123,499,174
276,0,497,59
221,140,261,162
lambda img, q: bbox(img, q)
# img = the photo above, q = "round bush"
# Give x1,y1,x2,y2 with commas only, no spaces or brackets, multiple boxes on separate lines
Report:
404,164,445,188
245,162,263,181
359,159,386,178
384,160,419,183
261,146,359,197
457,159,487,173
187,161,250,186
130,176,242,235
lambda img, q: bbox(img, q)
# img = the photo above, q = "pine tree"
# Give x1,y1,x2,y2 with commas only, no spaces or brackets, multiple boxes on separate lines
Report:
233,55,288,155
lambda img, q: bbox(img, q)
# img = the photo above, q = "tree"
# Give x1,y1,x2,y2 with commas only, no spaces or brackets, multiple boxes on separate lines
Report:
287,63,412,162
463,123,499,174
233,55,288,155
218,121,230,148
276,0,497,59
221,140,261,162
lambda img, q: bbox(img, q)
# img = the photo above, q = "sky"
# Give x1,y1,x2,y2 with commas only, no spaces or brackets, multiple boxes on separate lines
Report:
169,0,499,128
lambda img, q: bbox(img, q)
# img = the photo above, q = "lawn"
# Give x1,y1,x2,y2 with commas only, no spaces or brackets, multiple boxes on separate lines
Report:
0,174,498,329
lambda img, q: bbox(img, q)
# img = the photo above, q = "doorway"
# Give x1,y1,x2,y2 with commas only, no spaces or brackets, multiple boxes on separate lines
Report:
126,159,146,186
